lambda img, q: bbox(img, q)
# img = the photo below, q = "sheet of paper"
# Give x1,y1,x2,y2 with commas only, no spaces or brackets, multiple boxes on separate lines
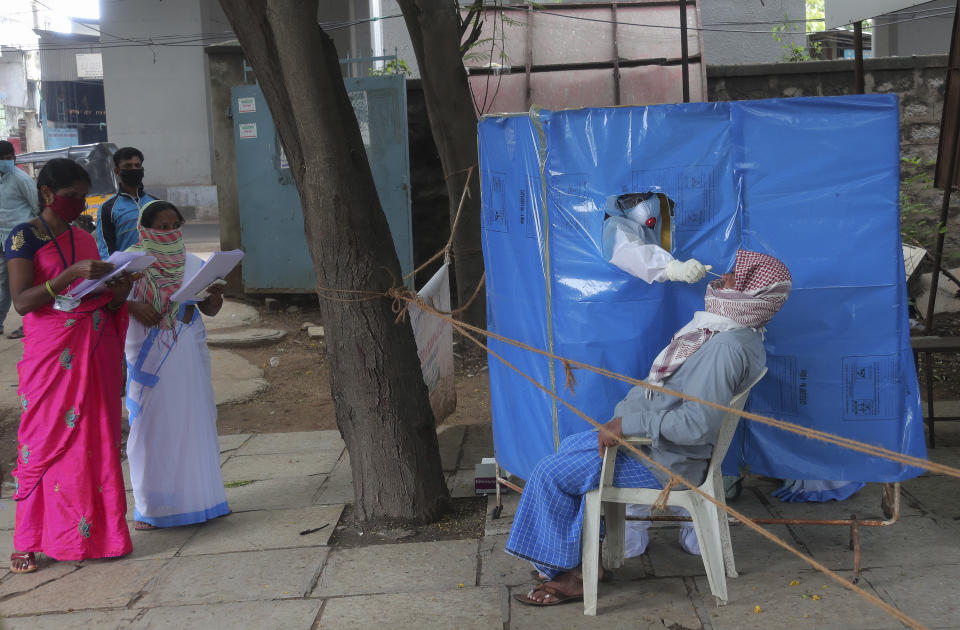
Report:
170,249,244,302
69,251,156,299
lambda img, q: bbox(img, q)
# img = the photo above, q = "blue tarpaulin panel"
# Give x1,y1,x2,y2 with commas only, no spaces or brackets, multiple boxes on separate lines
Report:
479,95,925,483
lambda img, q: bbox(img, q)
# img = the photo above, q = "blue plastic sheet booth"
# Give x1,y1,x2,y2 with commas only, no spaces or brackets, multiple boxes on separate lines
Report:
478,95,926,484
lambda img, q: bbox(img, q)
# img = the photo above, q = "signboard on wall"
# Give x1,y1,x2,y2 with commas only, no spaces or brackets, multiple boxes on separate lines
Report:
75,53,103,79
825,0,932,29
45,127,79,150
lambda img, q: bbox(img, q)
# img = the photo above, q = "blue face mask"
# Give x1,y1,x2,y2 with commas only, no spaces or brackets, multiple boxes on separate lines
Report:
0,160,14,175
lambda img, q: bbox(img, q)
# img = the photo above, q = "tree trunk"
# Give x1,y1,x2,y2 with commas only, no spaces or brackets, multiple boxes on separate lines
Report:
218,0,450,524
396,0,486,329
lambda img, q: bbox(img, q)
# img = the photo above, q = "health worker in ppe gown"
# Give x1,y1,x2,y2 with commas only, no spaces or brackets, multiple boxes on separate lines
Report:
601,192,710,284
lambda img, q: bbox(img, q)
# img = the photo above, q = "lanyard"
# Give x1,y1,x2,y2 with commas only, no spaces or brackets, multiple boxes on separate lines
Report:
38,216,75,271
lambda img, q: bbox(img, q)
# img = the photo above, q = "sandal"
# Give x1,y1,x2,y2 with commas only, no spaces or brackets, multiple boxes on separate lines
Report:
7,327,23,340
513,583,583,607
10,551,37,574
530,568,613,583
134,521,158,531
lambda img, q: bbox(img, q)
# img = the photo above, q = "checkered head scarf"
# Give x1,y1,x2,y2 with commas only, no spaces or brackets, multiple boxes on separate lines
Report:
646,249,791,390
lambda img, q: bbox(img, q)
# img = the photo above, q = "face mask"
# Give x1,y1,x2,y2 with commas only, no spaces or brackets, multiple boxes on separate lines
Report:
0,160,14,175
119,169,144,187
48,195,87,223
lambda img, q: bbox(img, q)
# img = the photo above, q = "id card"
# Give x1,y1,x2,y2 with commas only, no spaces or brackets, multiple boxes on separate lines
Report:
54,295,81,312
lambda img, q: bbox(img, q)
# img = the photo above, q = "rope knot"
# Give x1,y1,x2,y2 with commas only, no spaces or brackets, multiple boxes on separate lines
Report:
651,475,682,513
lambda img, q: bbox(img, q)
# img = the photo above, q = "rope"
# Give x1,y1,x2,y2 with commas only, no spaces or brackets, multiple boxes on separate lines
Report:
651,475,681,513
452,324,928,630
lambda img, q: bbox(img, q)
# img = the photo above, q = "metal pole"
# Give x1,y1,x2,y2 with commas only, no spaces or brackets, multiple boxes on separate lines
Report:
679,0,689,103
854,21,865,94
612,2,621,106
525,5,533,109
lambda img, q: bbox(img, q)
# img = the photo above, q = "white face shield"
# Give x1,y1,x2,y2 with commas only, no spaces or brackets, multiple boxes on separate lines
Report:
605,192,660,229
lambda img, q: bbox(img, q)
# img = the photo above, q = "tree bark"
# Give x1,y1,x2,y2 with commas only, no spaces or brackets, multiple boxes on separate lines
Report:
218,0,450,524
396,0,486,329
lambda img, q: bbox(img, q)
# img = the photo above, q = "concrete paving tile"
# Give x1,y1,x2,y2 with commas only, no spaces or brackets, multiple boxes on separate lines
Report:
793,515,960,571
921,446,960,474
122,460,132,491
130,599,322,629
0,499,15,530
126,523,200,560
484,492,519,536
479,534,533,587
3,610,141,629
0,559,166,615
761,482,921,520
317,587,501,630
234,430,343,456
447,469,477,498
437,425,467,472
314,539,478,597
313,453,353,506
218,433,252,453
693,570,899,630
0,561,78,599
459,424,494,472
136,548,327,607
220,453,231,466
863,564,960,628
225,476,327,512
178,505,342,555
901,474,960,520
646,522,808,578
509,577,700,629
220,452,337,482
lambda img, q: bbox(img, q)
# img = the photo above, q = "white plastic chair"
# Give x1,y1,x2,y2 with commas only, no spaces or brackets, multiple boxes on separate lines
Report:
582,367,767,615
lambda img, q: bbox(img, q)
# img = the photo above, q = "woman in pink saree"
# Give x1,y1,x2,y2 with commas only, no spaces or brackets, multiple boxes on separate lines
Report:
6,159,137,573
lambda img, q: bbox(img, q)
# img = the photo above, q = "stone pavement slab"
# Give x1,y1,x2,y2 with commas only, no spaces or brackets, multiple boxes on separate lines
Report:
209,349,267,405
224,475,327,512
0,559,166,615
761,482,921,520
437,425,467,472
314,539,479,597
0,499,15,529
317,587,502,630
130,599,322,629
446,469,476,498
220,452,338,482
0,561,78,599
234,430,343,456
792,515,960,571
178,505,342,555
206,328,287,349
204,299,260,331
479,534,532,588
126,524,200,560
484,492,519,537
863,564,960,628
692,570,899,630
3,610,141,629
459,424,494,472
218,433,252,453
509,577,700,629
901,474,960,520
313,452,353,506
135,547,327,607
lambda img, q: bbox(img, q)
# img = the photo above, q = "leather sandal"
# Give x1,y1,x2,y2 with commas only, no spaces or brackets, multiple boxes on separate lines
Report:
10,551,37,573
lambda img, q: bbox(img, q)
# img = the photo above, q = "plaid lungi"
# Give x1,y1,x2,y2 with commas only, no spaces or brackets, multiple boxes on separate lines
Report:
505,430,661,579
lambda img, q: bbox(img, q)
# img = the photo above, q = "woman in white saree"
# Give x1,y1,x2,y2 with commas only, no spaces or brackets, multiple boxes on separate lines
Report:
124,200,229,530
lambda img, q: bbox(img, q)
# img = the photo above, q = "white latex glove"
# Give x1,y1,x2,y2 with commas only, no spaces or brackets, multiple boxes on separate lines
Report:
664,259,711,283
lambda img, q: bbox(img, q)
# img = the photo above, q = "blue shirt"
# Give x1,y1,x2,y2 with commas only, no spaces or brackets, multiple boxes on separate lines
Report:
0,166,39,244
95,190,156,259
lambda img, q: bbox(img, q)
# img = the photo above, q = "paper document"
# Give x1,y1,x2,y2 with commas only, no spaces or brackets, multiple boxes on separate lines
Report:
170,250,244,302
69,251,157,299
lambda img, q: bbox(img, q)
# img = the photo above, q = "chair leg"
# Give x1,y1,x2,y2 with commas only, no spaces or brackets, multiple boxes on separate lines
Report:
604,502,626,569
582,491,602,616
689,496,728,604
712,475,738,578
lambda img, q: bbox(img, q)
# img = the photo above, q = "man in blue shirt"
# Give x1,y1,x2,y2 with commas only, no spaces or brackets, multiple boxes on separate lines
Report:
95,146,156,259
0,141,39,338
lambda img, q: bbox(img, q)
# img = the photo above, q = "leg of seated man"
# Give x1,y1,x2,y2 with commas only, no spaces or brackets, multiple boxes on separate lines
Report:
506,431,661,605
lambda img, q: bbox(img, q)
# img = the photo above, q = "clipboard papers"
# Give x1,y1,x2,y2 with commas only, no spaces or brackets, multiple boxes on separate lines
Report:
69,251,157,299
170,250,244,302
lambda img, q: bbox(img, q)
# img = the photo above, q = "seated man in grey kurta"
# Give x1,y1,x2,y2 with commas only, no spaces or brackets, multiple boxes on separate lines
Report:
508,249,792,607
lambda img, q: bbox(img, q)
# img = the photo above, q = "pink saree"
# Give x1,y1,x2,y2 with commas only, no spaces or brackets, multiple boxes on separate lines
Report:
12,226,132,560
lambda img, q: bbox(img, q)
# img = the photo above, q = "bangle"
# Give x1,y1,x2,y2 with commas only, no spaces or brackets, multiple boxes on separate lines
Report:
107,301,123,312
44,281,57,299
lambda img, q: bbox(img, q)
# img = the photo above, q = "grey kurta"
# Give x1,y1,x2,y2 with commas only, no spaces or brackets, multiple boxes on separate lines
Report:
615,327,766,486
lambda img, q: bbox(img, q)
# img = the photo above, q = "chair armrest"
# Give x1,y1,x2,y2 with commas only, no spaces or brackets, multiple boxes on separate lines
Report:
623,436,652,446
